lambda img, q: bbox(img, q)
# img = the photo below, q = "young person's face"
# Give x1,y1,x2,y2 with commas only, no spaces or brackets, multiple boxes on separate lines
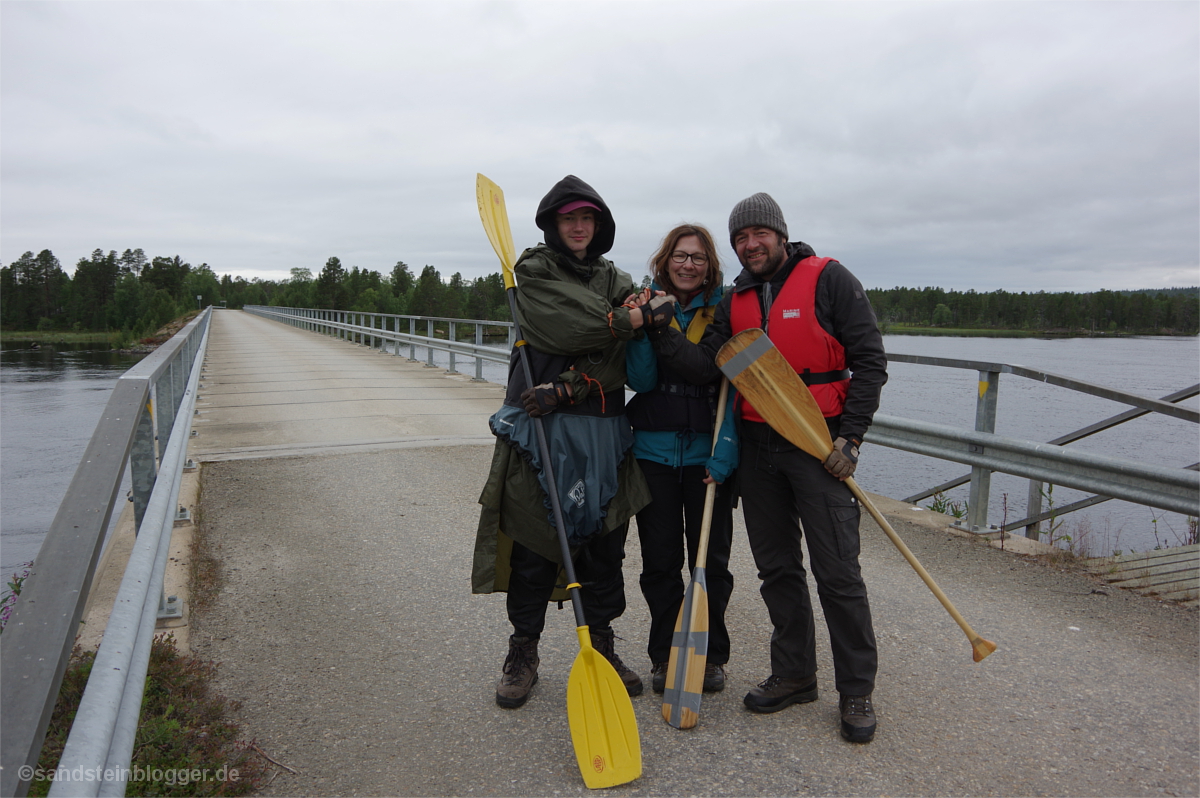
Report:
667,235,708,296
733,226,787,279
558,210,596,257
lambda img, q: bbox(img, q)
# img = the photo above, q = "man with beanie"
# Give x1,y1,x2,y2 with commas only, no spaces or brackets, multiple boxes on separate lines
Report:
472,175,672,710
640,192,887,742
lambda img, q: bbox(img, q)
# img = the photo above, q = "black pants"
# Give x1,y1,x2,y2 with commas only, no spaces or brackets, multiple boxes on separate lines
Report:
506,523,629,639
635,460,734,665
739,421,877,696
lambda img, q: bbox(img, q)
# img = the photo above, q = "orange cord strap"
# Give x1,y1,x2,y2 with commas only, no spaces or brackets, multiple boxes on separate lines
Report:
577,371,605,414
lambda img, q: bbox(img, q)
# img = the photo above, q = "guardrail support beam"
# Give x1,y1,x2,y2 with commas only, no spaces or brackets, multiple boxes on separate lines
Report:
961,370,1000,532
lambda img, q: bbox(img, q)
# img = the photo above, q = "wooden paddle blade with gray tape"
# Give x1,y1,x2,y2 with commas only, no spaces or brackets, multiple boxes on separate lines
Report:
661,569,709,729
660,379,729,730
715,328,834,461
716,328,997,663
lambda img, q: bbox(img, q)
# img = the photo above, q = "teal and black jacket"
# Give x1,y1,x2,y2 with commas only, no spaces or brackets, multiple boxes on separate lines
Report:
625,283,738,483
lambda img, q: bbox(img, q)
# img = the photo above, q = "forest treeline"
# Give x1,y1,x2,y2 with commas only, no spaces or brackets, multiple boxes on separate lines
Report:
866,285,1198,334
2,248,1197,338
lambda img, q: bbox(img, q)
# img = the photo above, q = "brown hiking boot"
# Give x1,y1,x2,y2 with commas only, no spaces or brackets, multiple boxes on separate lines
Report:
590,628,643,697
496,635,539,709
743,674,818,713
839,693,877,742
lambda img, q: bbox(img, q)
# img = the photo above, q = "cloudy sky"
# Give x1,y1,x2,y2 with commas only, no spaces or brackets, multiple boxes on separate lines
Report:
2,1,1197,293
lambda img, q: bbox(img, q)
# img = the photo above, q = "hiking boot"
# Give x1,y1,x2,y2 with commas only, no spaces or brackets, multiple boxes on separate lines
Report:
496,635,539,709
743,674,818,713
590,628,643,697
650,661,668,694
839,693,876,742
703,663,726,693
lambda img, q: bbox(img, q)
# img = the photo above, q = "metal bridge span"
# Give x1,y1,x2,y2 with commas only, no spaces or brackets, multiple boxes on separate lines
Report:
7,308,1198,798
178,310,1200,795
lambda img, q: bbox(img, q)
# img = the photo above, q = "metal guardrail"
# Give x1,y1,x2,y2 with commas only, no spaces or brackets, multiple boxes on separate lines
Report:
244,305,513,379
244,305,1198,538
867,414,1198,516
877,355,1199,536
0,308,212,798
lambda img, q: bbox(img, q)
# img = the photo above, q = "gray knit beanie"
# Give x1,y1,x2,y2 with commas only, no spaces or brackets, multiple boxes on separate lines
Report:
728,192,788,246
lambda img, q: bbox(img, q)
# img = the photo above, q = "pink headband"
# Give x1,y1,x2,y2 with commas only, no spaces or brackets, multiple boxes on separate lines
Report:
558,200,601,214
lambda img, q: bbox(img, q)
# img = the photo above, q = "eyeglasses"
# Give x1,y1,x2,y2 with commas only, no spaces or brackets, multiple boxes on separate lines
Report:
670,251,708,266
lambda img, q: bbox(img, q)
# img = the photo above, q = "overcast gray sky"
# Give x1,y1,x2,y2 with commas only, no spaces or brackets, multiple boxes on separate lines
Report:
2,1,1197,292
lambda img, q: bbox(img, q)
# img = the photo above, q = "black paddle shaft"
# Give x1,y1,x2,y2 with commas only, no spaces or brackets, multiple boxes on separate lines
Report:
505,288,588,628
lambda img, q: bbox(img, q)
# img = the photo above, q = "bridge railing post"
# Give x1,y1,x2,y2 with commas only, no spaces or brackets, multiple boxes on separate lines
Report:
956,369,1000,533
130,399,156,531
447,322,458,374
474,323,485,381
1025,479,1045,540
425,319,436,368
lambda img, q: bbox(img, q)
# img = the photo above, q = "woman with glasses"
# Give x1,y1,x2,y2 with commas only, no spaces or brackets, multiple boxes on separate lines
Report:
626,223,738,694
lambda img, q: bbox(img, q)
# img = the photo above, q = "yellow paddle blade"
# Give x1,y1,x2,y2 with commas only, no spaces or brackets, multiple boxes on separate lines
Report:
661,569,709,729
716,328,834,461
476,173,518,288
567,627,642,788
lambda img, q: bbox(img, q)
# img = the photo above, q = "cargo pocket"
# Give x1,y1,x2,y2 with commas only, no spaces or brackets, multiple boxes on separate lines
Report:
826,495,861,561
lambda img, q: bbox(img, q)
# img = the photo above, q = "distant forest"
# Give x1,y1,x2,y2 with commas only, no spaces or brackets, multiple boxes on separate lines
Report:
2,248,1197,338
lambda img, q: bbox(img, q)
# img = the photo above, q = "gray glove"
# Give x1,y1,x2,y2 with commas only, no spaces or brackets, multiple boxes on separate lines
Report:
824,436,860,480
521,382,570,417
640,294,677,329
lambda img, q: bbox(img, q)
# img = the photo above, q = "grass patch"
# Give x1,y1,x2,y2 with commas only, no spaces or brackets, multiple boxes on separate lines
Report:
25,465,272,796
28,637,268,796
0,331,114,345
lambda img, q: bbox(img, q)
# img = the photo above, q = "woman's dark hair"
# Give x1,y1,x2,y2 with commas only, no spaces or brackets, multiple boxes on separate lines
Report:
648,224,722,304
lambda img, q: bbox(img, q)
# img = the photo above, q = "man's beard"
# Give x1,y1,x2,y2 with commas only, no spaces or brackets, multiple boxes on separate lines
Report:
741,241,787,279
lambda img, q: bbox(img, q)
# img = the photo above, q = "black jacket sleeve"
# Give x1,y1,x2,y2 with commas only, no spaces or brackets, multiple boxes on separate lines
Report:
815,261,888,442
646,291,733,385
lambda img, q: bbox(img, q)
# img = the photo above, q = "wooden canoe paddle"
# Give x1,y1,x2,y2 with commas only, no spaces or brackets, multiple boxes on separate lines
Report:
476,173,642,789
716,328,996,663
661,378,729,729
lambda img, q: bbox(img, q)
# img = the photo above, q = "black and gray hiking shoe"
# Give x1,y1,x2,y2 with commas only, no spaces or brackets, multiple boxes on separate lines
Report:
650,661,668,694
590,628,643,697
839,693,876,742
496,635,539,709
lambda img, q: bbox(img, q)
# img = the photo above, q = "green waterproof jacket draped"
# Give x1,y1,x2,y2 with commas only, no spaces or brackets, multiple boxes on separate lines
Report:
472,242,652,596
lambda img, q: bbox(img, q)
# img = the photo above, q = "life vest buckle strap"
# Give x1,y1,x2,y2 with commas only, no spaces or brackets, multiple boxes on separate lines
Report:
800,368,851,386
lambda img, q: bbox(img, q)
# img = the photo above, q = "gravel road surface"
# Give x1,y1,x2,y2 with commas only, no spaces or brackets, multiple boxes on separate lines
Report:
191,445,1198,797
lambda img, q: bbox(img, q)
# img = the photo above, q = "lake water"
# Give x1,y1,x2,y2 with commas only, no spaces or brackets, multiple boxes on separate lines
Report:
856,334,1199,557
0,343,147,576
1,334,1196,579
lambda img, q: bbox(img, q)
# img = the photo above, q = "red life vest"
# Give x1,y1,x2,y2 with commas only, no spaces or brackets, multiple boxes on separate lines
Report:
730,256,849,420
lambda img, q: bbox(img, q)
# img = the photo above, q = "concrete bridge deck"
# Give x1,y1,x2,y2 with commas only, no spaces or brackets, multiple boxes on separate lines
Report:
172,309,1197,796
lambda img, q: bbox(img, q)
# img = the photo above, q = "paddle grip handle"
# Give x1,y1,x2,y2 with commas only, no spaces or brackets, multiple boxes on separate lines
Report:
846,477,995,661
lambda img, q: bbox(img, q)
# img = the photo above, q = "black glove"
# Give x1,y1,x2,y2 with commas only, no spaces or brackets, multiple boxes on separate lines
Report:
640,294,677,329
823,436,860,480
521,382,570,417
